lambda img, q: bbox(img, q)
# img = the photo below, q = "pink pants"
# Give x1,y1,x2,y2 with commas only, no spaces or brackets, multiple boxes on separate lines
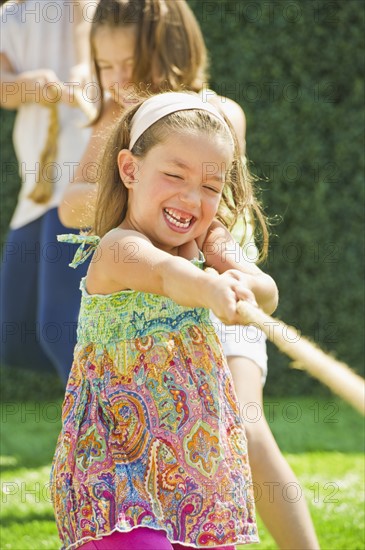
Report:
79,527,236,550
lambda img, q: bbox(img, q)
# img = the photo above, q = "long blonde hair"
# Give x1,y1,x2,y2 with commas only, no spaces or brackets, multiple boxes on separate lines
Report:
93,97,269,259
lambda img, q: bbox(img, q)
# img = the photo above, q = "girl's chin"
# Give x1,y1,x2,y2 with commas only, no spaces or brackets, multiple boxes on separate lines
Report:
113,93,142,108
109,92,139,108
122,97,141,106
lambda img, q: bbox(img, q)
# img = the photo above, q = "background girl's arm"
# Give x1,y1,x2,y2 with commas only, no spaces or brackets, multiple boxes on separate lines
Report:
87,230,255,324
201,220,278,315
0,2,93,112
57,129,100,228
0,52,63,110
58,100,120,228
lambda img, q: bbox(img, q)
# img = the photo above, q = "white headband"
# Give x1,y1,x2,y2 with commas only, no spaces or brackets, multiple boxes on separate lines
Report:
129,92,231,150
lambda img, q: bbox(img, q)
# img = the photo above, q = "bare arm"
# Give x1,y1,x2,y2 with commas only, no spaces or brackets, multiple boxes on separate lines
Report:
86,229,257,324
57,131,101,228
57,128,102,228
201,220,278,315
0,2,95,111
58,100,121,228
0,52,64,110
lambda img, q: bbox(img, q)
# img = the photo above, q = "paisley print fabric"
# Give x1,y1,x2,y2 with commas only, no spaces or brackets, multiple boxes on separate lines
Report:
51,235,258,549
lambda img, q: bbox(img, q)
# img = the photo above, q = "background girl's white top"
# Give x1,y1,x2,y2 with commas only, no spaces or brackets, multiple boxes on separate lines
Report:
0,0,91,229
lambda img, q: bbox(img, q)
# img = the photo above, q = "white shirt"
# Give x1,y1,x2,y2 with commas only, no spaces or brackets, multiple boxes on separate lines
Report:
0,0,91,229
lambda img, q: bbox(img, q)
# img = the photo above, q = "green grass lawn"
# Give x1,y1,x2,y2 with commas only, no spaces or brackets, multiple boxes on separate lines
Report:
1,397,364,549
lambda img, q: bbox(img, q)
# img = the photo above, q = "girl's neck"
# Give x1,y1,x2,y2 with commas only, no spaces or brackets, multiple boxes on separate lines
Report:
98,97,124,127
118,220,200,260
106,97,124,115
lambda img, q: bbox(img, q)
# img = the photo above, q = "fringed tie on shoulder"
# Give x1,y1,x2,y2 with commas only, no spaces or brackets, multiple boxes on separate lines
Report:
57,234,100,269
191,250,206,270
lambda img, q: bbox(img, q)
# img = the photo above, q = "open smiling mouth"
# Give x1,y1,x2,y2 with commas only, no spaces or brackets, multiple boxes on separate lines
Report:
163,208,195,230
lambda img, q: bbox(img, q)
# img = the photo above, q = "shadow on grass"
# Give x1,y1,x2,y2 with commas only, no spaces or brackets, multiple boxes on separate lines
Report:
1,511,56,527
1,365,64,469
1,365,64,403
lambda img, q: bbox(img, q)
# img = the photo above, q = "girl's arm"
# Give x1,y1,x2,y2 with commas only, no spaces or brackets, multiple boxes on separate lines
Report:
58,120,104,229
57,133,100,228
201,220,278,315
58,181,98,229
205,98,276,311
58,100,121,228
86,229,257,325
0,52,63,110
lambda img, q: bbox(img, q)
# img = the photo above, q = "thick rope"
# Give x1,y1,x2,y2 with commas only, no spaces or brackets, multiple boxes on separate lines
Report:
28,104,59,204
236,301,365,415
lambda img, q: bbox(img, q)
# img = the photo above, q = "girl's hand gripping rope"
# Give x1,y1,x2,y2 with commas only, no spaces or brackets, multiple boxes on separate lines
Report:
204,267,258,325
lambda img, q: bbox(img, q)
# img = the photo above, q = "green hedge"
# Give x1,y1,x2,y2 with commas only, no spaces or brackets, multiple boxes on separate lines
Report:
1,0,363,397
187,0,364,395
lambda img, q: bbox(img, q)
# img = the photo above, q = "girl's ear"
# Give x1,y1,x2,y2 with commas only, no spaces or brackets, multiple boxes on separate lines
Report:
117,149,139,188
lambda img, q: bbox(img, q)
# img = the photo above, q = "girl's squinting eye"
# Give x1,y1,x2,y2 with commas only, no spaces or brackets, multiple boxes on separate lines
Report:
203,185,221,194
165,173,184,180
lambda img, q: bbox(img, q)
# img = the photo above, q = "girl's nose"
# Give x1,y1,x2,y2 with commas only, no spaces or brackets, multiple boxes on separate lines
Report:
179,187,201,208
115,67,132,88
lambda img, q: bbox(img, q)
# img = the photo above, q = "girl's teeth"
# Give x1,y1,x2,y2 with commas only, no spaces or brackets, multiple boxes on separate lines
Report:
166,209,188,221
164,210,191,228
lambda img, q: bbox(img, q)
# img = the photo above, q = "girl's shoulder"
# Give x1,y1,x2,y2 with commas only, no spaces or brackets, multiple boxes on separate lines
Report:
96,228,150,263
100,226,150,245
85,227,139,295
91,227,152,269
103,97,124,124
92,98,123,133
207,93,246,154
205,90,245,118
